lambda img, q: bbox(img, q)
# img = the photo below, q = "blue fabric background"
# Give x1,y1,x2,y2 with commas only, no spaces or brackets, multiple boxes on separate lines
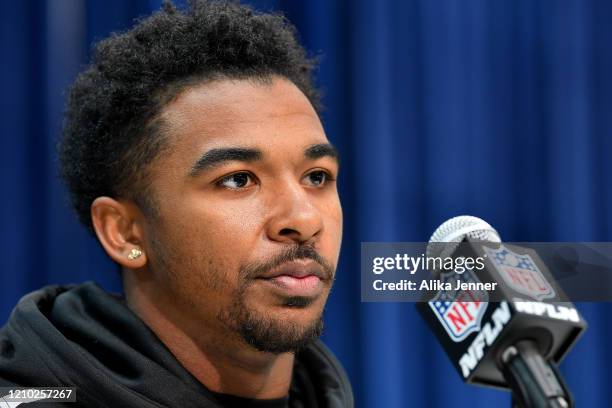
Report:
1,0,611,406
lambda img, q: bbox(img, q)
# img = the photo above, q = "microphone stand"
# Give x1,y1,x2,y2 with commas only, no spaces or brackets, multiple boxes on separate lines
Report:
501,340,573,408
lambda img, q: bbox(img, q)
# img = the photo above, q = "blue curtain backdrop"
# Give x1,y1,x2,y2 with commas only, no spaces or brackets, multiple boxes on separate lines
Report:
1,0,611,407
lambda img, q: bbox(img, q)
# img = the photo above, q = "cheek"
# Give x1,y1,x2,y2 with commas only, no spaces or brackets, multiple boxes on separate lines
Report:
157,198,263,280
325,194,343,233
319,197,343,262
193,204,263,258
147,219,241,316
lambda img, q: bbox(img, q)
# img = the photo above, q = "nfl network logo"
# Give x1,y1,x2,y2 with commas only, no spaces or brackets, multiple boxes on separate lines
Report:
429,269,489,342
483,244,555,301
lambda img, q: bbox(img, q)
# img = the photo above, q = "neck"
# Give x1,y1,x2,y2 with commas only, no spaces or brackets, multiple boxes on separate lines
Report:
123,273,294,399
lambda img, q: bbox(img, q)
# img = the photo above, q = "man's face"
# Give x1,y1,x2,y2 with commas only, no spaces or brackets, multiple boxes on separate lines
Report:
139,77,342,353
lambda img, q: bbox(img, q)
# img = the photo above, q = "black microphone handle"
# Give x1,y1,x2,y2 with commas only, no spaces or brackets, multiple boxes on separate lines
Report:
502,340,573,408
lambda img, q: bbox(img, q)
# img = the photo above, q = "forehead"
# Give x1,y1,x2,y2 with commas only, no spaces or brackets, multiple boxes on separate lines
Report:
158,77,326,155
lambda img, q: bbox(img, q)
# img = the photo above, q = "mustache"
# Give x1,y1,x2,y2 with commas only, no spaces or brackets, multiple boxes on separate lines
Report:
240,245,335,282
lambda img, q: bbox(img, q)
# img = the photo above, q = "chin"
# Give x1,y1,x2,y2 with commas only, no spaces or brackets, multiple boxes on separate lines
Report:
234,300,325,354
218,284,329,353
273,297,326,325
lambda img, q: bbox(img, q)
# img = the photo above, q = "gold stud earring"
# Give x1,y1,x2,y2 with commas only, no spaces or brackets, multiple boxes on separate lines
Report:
127,248,143,260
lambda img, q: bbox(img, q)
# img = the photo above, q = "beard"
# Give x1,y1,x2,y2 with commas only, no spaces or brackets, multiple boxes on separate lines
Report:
220,294,325,354
218,245,334,354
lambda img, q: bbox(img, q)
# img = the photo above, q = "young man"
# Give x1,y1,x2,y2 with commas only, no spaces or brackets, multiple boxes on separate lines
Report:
0,1,352,407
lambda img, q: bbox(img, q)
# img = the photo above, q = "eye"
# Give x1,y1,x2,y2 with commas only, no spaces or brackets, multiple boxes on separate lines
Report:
304,170,333,187
216,172,255,189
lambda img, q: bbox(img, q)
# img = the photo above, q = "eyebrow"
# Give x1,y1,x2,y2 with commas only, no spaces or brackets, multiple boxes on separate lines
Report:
305,143,340,163
188,143,340,177
189,147,262,177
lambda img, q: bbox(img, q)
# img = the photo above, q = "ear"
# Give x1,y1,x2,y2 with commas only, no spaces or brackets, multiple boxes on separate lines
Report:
91,196,147,269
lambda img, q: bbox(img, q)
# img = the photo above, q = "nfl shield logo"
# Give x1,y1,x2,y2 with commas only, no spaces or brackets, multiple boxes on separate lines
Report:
483,244,555,300
429,269,489,342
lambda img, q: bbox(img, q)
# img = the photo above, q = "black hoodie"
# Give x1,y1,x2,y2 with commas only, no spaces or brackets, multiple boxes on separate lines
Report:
0,283,353,407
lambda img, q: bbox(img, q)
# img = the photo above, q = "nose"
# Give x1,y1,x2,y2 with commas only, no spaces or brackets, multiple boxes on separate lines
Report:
265,180,324,245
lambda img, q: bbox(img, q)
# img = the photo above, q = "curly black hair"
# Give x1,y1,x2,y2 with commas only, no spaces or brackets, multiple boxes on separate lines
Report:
59,0,320,232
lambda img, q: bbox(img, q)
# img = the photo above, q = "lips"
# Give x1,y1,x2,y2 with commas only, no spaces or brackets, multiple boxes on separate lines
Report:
255,260,327,298
257,260,326,280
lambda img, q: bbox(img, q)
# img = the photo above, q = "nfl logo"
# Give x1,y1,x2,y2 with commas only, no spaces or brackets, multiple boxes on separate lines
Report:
483,244,555,300
429,269,489,342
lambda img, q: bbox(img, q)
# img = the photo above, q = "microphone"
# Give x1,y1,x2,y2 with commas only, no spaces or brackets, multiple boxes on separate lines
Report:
417,216,587,408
